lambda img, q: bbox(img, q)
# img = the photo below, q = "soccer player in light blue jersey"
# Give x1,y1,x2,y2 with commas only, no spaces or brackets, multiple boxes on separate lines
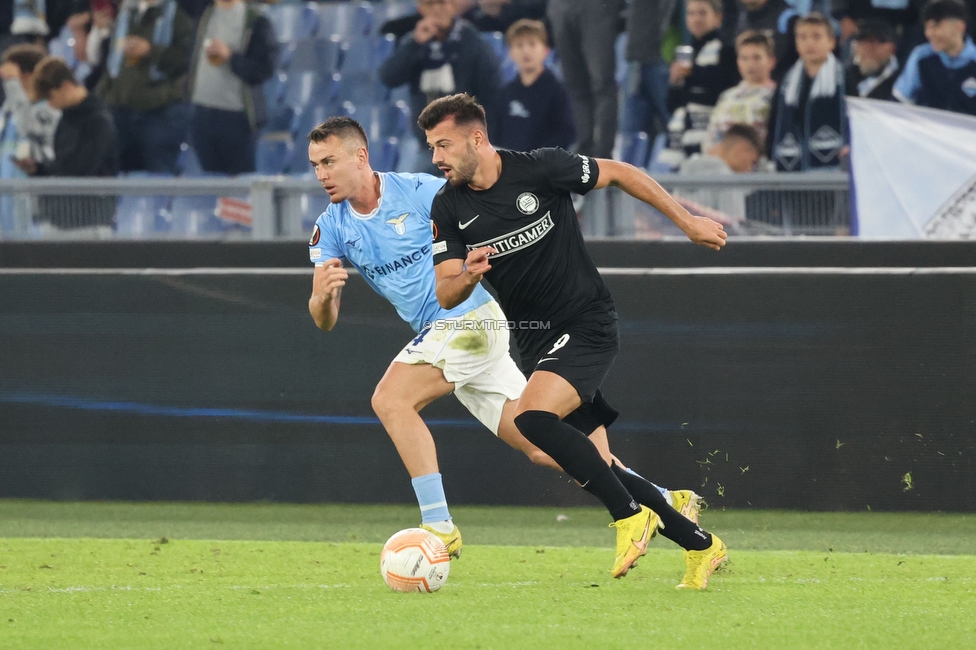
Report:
305,117,701,558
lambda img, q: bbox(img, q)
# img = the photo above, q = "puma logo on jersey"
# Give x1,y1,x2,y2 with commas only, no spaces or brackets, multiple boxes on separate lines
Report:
465,212,555,258
386,213,409,236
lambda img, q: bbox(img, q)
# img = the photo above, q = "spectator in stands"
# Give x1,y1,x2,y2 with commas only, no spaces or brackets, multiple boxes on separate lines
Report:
737,0,800,80
662,0,740,168
893,0,976,115
546,0,623,159
378,0,501,166
704,30,776,151
1,44,60,175
845,19,900,100
833,0,919,47
620,0,679,147
463,0,547,32
96,0,194,175
488,19,575,151
678,123,763,220
187,0,277,175
78,1,118,90
682,122,763,173
10,0,50,39
768,13,847,171
28,56,119,232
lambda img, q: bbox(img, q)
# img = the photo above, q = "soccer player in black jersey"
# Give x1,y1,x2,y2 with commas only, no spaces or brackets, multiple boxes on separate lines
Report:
421,93,729,588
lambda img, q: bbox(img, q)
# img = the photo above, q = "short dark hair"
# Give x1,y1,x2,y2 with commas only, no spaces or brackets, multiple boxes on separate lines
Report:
735,30,775,57
922,0,969,24
307,116,369,148
686,0,723,13
417,93,487,133
795,12,835,35
505,19,549,47
1,43,47,73
722,123,763,154
32,56,77,100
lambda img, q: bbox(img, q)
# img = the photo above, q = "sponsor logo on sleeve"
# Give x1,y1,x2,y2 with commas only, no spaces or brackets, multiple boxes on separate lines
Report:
310,248,322,261
433,241,448,254
580,155,591,184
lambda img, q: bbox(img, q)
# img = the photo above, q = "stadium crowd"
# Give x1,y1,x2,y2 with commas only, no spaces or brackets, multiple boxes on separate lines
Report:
1,0,976,227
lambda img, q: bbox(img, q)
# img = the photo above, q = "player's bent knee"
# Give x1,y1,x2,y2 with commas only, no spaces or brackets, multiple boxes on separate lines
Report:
526,449,560,470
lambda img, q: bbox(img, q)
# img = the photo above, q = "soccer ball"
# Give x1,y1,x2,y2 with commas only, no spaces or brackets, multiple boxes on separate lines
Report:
380,528,451,593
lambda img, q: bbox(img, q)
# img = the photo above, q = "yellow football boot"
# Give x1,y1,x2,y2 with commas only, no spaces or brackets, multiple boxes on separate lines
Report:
669,490,704,524
609,506,658,578
676,533,728,590
420,523,463,559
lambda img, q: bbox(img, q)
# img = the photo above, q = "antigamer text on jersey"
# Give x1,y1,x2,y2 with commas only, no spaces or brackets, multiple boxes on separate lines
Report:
465,212,555,258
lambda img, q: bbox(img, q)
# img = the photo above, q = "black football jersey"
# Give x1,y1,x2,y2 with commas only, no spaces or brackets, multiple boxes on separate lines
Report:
431,147,615,362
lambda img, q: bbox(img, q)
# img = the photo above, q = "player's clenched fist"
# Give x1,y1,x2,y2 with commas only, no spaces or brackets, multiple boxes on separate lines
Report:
464,246,496,281
683,216,728,251
314,258,348,300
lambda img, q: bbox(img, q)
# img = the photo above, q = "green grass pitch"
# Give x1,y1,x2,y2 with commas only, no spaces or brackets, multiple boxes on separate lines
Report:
1,501,975,648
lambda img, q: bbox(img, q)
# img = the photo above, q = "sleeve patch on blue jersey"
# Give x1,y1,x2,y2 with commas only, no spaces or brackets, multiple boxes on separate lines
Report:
309,224,321,246
310,248,322,261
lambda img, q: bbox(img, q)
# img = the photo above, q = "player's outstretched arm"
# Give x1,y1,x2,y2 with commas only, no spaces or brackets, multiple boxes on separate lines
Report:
594,159,728,251
434,247,496,309
308,259,348,331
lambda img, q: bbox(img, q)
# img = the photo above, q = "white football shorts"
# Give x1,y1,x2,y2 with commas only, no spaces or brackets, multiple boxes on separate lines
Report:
392,300,526,435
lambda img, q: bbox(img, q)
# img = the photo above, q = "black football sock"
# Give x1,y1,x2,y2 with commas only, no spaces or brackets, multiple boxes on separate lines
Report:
515,410,641,521
611,463,712,551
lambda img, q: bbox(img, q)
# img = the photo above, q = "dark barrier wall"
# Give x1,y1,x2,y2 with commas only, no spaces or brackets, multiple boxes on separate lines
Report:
1,268,973,511
4,239,976,269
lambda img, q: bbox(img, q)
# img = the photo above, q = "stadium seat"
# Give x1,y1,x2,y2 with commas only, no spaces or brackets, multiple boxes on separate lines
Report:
480,31,517,83
339,34,396,74
374,0,417,32
285,68,343,113
318,1,374,40
615,33,628,86
377,100,411,140
287,37,342,74
396,136,421,173
114,183,171,238
335,72,388,108
167,194,230,236
370,137,401,172
615,131,650,168
263,71,287,108
256,134,296,175
264,2,320,44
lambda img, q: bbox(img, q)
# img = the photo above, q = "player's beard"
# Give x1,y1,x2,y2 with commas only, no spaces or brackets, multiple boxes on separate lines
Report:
446,144,479,187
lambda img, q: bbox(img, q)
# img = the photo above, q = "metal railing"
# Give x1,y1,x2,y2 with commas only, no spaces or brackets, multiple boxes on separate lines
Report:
0,172,851,241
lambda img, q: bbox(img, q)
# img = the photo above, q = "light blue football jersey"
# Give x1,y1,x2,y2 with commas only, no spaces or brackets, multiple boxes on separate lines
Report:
308,172,492,333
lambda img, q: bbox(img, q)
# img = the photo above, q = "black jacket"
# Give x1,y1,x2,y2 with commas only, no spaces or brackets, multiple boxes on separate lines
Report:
378,19,501,141
844,59,899,100
39,93,119,178
37,92,119,228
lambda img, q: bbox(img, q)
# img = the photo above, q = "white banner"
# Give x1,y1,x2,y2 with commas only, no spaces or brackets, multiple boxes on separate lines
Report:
848,97,976,239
